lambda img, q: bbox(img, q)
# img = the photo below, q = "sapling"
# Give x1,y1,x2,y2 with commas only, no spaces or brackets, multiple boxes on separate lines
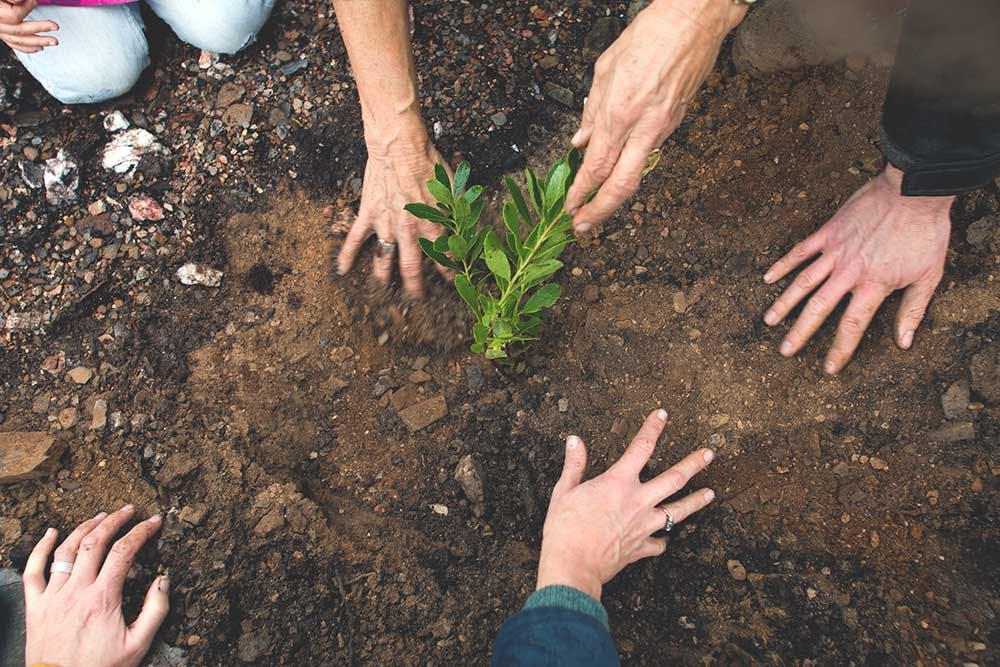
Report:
405,150,582,359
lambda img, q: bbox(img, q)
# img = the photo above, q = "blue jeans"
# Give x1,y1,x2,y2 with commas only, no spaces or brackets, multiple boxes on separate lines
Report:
16,0,275,104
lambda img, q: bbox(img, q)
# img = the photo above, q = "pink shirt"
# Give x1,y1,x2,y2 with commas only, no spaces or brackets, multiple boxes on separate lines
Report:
37,1,138,5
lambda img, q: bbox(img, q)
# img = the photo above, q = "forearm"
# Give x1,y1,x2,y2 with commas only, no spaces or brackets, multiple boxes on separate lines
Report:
331,0,427,156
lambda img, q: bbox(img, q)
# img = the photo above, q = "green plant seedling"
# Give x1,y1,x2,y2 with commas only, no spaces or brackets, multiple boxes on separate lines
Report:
405,150,582,360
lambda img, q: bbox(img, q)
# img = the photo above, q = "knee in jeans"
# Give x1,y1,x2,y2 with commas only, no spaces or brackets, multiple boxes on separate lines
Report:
47,57,145,105
173,1,274,54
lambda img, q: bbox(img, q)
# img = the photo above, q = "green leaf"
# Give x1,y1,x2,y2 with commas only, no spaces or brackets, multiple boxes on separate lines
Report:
522,259,563,288
433,236,450,253
505,176,532,225
544,162,570,211
454,273,478,311
471,342,486,353
493,319,513,338
418,237,460,270
473,322,489,344
427,179,453,205
434,163,451,190
462,184,484,203
485,347,508,360
568,148,582,181
404,203,451,225
448,235,468,262
522,283,562,313
453,162,471,196
470,199,485,226
525,168,544,214
485,247,511,284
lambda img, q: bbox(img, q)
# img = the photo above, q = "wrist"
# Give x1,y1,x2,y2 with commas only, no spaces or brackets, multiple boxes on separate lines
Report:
878,164,956,215
362,110,432,163
536,552,603,601
650,0,747,36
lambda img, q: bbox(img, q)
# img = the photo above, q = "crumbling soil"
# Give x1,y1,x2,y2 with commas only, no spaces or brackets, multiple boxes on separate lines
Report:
2,2,998,666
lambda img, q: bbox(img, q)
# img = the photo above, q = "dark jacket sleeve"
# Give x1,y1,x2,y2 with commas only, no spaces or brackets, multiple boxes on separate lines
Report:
491,586,619,667
880,0,1000,196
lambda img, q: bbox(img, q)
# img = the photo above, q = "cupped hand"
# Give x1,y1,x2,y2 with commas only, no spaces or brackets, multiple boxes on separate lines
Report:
565,0,745,232
763,164,954,374
23,505,170,667
1,0,59,54
337,128,451,299
536,409,716,601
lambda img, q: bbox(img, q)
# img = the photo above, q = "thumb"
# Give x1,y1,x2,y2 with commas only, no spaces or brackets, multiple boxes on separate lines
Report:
552,435,587,498
128,575,170,657
896,275,940,349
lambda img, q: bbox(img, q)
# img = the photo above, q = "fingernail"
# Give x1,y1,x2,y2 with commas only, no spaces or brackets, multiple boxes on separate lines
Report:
900,330,914,349
763,271,774,284
576,223,591,233
566,435,580,450
656,409,667,421
824,360,837,375
148,514,162,525
764,310,778,326
93,511,108,521
158,575,170,593
704,489,716,502
779,340,794,356
45,527,56,539
48,39,57,46
703,449,714,463
571,129,583,145
121,504,135,513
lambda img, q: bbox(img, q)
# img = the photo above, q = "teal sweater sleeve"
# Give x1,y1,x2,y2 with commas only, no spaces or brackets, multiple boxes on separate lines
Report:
523,585,609,630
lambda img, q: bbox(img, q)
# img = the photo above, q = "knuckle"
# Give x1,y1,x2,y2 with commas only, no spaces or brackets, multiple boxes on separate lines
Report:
110,537,136,557
806,296,829,316
663,470,685,490
631,437,655,456
794,270,818,291
612,175,641,198
53,545,76,561
840,315,865,335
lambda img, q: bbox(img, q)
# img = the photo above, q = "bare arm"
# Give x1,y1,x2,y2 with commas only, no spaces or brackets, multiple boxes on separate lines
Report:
332,0,448,298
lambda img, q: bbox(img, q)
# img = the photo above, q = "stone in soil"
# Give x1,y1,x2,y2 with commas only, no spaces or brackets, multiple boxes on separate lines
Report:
0,432,64,483
727,559,748,581
223,103,254,129
91,399,108,431
175,263,223,287
398,394,448,432
454,454,485,516
67,366,93,385
941,379,970,420
970,344,1000,404
156,453,199,488
216,82,246,108
102,128,169,174
129,195,165,221
928,421,975,442
543,81,575,107
103,110,129,133
43,150,79,207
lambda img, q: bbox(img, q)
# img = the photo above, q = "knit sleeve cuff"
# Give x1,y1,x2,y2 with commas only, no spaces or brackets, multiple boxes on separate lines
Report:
524,585,609,630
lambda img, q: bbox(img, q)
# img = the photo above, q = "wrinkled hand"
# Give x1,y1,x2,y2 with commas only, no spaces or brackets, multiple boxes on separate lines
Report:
337,129,450,299
565,0,745,232
23,505,169,667
763,165,954,374
1,0,58,54
536,409,716,601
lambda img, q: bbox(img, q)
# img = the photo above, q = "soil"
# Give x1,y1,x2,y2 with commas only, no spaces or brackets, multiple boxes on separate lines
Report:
2,2,998,666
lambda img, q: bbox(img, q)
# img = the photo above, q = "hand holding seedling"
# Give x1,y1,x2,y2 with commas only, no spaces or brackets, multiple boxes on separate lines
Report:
0,0,58,54
565,0,747,232
763,164,954,374
410,152,580,359
536,409,716,601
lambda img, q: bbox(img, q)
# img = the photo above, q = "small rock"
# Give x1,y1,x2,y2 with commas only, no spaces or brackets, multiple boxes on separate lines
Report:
129,195,164,221
91,399,108,431
408,370,433,384
558,398,569,412
543,81,575,107
88,200,108,216
870,530,880,548
19,160,44,189
179,503,208,526
156,453,199,488
102,128,169,174
709,414,730,428
58,407,79,429
176,263,223,287
279,59,309,76
966,216,997,248
727,559,747,581
0,432,64,483
490,112,508,127
41,351,65,375
673,291,688,314
453,454,485,516
223,103,254,129
216,82,245,108
67,366,94,385
970,345,1000,404
928,422,975,442
398,394,448,432
43,150,79,207
941,379,971,419
0,517,22,544
430,503,449,516
103,110,130,133
869,456,888,471
31,395,50,414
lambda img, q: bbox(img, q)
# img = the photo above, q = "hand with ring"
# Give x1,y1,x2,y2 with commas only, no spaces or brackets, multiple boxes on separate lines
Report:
336,132,453,299
536,409,716,601
23,505,170,667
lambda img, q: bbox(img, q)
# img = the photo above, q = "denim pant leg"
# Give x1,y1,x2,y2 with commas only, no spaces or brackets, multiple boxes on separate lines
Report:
0,569,25,667
15,5,149,105
144,0,277,55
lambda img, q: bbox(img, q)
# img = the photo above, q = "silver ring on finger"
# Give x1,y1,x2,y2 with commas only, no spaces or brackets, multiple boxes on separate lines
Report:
375,238,397,258
659,506,674,533
50,561,74,575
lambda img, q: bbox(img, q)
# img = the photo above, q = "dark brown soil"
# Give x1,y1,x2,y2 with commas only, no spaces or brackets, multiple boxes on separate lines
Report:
2,3,998,666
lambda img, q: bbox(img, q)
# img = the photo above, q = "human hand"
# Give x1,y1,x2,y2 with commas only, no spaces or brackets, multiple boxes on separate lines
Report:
564,0,745,232
763,164,954,374
536,409,716,601
336,123,451,299
23,505,170,667
0,0,59,54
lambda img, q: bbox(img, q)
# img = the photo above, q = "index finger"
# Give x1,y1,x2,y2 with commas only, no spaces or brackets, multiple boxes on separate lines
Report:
96,515,162,596
13,20,58,36
611,409,668,477
396,216,426,299
72,504,136,584
641,448,715,506
571,137,650,233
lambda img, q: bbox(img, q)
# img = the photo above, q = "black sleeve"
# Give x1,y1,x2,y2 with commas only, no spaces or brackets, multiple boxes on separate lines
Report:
491,607,620,667
880,0,1000,196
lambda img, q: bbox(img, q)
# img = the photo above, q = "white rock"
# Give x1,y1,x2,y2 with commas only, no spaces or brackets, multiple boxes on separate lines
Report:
103,110,130,133
430,503,449,516
102,129,169,174
175,263,223,287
